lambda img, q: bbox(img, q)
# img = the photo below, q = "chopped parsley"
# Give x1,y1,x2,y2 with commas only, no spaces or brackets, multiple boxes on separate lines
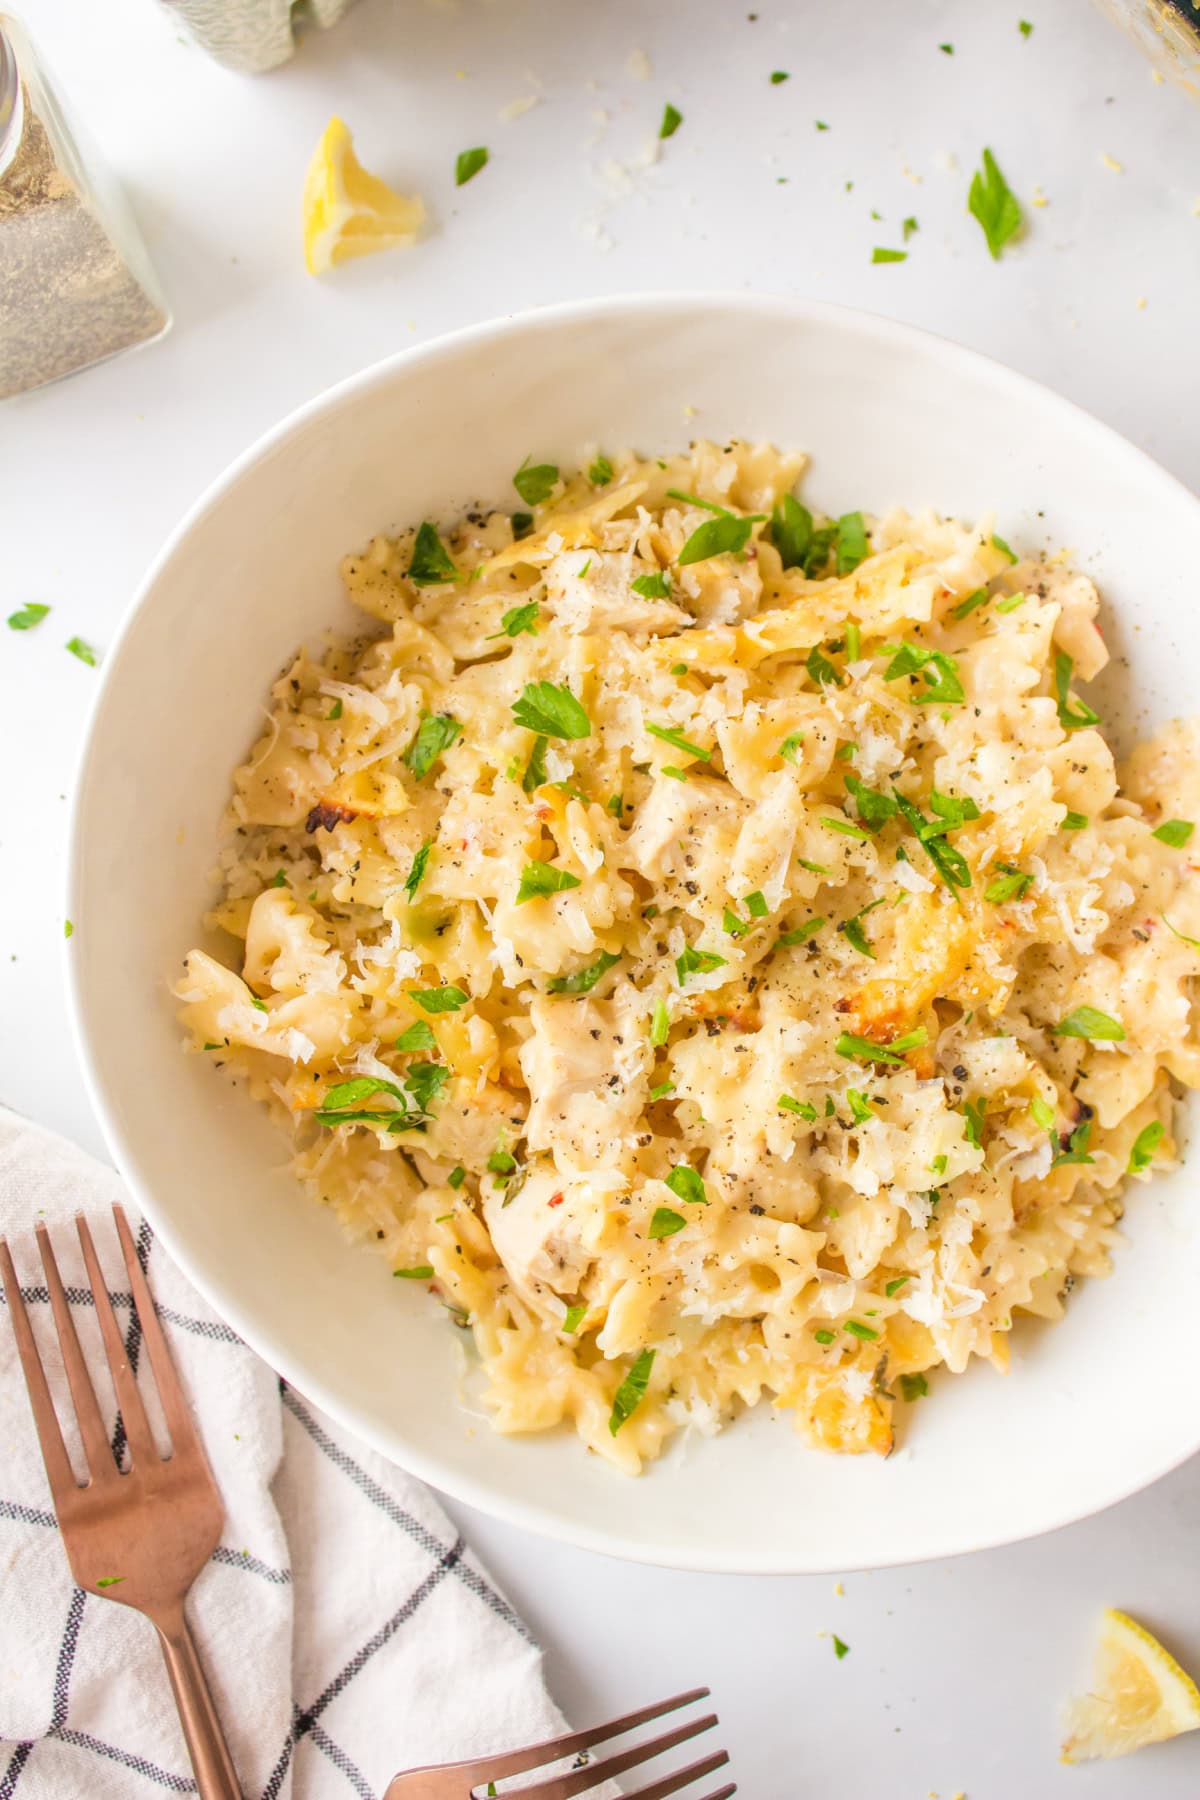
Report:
939,41,954,53
991,533,1019,564
8,602,49,630
411,985,470,1014
815,119,830,131
403,713,462,779
95,1576,125,1589
490,601,540,639
846,1090,874,1125
953,587,988,620
1128,1120,1164,1173
779,1095,817,1119
892,789,972,892
968,148,1023,260
1054,1005,1125,1041
902,216,919,242
778,917,826,946
1164,914,1200,951
547,950,621,994
66,636,96,666
1062,811,1089,831
1019,18,1033,36
770,69,789,84
522,735,549,792
487,1149,516,1176
723,907,748,939
1052,1115,1094,1169
589,453,614,486
562,1303,587,1334
820,816,870,841
844,775,898,832
845,624,861,662
1030,1093,1056,1133
646,722,711,761
780,732,806,764
666,1164,707,1206
744,889,769,918
769,496,814,570
900,1373,928,1400
649,1080,676,1101
985,863,1033,904
632,570,672,599
511,510,534,537
676,946,727,984
806,644,844,688
649,1206,686,1239
394,1265,434,1280
678,510,763,566
835,512,869,573
840,898,884,959
836,1028,927,1064
327,698,343,720
512,456,559,506
660,104,683,139
661,765,687,781
883,642,964,704
516,862,582,904
403,839,433,900
844,1319,878,1341
396,1022,437,1059
269,869,287,889
994,592,1025,613
872,247,907,264
796,858,830,875
512,680,590,739
455,146,489,185
832,1636,850,1660
64,919,74,939
315,1075,427,1134
650,999,670,1047
609,1347,655,1434
408,521,459,586
447,1165,466,1189
249,995,267,1013
961,1097,987,1147
1153,818,1194,847
885,1276,910,1297
814,1328,835,1344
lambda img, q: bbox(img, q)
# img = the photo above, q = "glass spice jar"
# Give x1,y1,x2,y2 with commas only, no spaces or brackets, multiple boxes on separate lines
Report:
1091,0,1200,97
0,14,169,401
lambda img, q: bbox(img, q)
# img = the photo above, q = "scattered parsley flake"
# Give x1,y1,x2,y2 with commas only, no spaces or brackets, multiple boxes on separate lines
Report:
588,453,614,487
835,1028,927,1064
396,1022,437,1057
666,1164,707,1206
900,1372,928,1400
522,735,549,793
770,69,789,83
1128,1120,1164,1173
66,636,96,666
846,1089,874,1125
447,1165,466,1190
650,999,671,1047
885,1276,909,1297
953,588,988,620
840,899,884,959
562,1304,587,1334
1153,818,1194,847
821,815,870,841
968,148,1023,259
678,511,763,565
403,840,433,901
1019,18,1033,36
814,1328,835,1344
744,889,769,918
516,861,582,904
1062,811,1088,831
455,146,488,185
632,570,672,599
796,858,830,875
547,950,621,995
512,680,590,739
780,731,806,764
647,721,711,761
884,641,964,704
778,917,826,946
95,1576,125,1589
8,602,49,630
649,1080,676,1101
778,1095,817,1119
490,601,540,639
411,986,469,1014
512,455,559,506
649,1206,686,1239
902,216,918,241
985,863,1033,904
403,712,462,780
833,1635,850,1660
815,119,830,131
872,246,907,264
609,1347,656,1434
1054,1005,1125,1041
939,41,954,54
770,495,813,569
660,103,683,139
835,511,869,573
844,774,898,832
394,1265,434,1280
676,945,727,984
327,698,343,720
408,521,459,586
844,1320,878,1341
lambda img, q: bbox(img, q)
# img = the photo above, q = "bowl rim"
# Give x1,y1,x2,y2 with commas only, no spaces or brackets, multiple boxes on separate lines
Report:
65,289,1200,1573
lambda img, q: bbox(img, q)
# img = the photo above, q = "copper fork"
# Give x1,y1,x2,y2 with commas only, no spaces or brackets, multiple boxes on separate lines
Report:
384,1687,734,1799
0,1203,241,1799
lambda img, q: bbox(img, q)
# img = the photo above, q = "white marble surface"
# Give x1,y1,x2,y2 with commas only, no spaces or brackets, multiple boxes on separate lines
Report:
5,0,1200,1792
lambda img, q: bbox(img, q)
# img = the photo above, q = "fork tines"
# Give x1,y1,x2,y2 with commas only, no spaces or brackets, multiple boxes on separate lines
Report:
386,1687,734,1799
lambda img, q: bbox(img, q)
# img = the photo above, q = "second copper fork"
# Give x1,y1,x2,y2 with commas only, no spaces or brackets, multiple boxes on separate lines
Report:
0,1203,241,1799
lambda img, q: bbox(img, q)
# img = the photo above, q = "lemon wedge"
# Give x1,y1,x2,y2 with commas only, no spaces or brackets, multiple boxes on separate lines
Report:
1061,1609,1200,1762
302,116,424,275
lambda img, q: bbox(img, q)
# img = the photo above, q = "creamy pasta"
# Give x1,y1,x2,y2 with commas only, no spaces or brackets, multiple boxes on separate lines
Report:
177,441,1200,1473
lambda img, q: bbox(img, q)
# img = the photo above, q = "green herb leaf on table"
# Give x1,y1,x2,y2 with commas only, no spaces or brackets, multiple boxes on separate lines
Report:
660,104,683,140
872,247,907,264
66,637,96,666
455,146,489,186
8,603,49,631
562,1304,587,1334
968,147,1022,259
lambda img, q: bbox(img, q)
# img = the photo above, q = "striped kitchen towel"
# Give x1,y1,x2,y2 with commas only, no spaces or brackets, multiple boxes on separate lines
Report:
0,1105,565,1799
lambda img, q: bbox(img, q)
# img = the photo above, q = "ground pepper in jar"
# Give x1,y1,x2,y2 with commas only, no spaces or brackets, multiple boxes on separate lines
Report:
0,15,168,400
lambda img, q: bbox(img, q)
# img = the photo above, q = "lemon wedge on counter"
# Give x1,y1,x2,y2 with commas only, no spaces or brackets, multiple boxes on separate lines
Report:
1061,1609,1200,1763
302,116,424,275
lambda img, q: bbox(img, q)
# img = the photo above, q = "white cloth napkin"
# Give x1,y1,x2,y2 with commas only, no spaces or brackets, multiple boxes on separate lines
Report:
0,1105,566,1799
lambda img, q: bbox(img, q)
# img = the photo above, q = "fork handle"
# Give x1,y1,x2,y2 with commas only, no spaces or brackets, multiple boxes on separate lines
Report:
153,1604,243,1799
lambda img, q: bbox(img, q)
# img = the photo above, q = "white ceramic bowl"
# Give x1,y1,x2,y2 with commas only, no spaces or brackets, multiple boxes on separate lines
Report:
69,294,1200,1574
